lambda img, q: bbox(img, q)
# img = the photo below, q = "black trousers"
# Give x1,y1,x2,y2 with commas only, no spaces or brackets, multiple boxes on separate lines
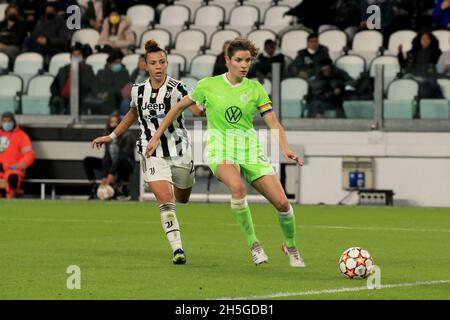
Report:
83,157,133,183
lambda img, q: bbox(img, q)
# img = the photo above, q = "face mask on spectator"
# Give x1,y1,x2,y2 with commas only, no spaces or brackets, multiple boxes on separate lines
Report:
111,63,122,72
109,15,120,25
307,48,317,55
7,14,18,22
46,12,56,20
72,56,83,63
2,121,14,132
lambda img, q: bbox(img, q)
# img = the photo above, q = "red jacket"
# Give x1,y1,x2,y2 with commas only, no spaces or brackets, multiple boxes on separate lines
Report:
0,125,35,171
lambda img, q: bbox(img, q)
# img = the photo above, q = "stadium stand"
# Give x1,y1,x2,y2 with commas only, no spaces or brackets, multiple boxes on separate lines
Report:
259,5,293,33
207,29,241,54
0,52,9,71
0,74,22,114
247,29,277,52
71,28,100,51
188,54,216,79
48,53,71,76
281,77,308,118
13,52,44,87
384,79,419,119
137,28,172,54
280,29,310,59
86,53,109,75
21,75,54,115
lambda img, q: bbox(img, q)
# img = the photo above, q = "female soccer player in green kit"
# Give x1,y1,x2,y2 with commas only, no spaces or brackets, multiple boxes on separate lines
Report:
145,38,305,267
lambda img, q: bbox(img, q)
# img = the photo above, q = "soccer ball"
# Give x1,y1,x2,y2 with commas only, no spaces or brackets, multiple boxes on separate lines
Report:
97,184,115,200
338,247,374,279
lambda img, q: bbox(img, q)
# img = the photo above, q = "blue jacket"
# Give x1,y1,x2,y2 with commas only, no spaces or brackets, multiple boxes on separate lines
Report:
433,0,450,27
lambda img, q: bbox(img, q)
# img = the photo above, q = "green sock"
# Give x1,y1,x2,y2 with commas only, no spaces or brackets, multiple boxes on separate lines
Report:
231,198,258,247
277,205,296,248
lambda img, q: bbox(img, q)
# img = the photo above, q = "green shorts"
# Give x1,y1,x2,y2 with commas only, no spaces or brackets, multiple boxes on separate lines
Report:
208,156,275,184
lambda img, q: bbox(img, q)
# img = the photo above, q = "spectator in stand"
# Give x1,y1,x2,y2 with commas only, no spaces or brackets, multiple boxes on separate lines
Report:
13,0,47,34
0,4,27,64
332,0,361,41
251,39,285,81
289,33,330,80
50,42,96,115
85,49,130,115
0,112,35,199
119,54,148,115
82,0,114,31
213,40,230,76
398,31,442,80
437,39,450,76
97,6,135,55
25,3,70,62
432,0,450,28
306,58,354,118
83,114,135,200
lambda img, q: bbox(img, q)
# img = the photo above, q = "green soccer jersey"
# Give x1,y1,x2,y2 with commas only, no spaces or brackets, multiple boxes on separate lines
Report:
189,74,273,166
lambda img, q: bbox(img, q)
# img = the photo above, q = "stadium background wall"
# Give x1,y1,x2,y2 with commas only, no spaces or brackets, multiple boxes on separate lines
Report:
22,126,450,207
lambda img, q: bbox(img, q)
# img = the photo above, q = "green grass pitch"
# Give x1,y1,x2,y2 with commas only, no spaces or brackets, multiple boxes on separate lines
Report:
0,200,449,300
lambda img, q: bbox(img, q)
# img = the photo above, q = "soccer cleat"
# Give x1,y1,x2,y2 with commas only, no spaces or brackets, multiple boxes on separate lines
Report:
281,243,306,268
172,248,187,265
251,242,268,266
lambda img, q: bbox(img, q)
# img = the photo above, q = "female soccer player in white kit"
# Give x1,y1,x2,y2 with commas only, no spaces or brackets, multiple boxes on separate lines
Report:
92,39,204,264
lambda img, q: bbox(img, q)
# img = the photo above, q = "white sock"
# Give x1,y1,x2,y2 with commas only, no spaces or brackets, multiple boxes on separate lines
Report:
159,202,182,252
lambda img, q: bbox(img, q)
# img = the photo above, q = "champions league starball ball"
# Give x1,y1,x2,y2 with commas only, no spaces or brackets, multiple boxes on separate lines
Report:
96,184,115,200
338,247,374,279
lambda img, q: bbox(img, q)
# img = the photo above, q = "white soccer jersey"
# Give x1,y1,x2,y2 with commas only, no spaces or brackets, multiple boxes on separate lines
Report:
130,76,191,158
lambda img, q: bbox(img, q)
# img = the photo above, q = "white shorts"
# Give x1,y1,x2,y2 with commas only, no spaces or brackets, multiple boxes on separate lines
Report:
140,152,195,189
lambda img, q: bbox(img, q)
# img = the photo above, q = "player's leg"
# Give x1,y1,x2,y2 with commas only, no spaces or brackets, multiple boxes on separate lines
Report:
214,163,267,265
142,155,186,264
251,173,305,267
173,186,192,203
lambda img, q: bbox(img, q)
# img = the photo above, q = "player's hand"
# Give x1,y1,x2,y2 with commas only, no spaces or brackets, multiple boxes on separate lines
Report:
145,137,160,158
92,136,112,149
283,149,303,166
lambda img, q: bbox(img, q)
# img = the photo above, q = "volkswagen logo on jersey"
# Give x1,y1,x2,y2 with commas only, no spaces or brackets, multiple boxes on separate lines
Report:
0,136,10,153
225,106,242,124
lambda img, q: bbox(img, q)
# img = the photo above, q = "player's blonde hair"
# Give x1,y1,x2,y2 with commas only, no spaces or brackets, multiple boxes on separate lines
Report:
226,37,259,59
144,39,167,61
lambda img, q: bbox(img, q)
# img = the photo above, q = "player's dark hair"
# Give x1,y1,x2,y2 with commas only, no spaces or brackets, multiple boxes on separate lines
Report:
144,39,167,62
226,37,258,59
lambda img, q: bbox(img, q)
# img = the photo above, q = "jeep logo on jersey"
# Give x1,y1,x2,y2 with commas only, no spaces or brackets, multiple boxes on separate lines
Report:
225,106,242,123
142,102,166,111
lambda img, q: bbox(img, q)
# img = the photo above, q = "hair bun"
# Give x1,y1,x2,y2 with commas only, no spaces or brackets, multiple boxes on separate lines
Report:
145,39,160,52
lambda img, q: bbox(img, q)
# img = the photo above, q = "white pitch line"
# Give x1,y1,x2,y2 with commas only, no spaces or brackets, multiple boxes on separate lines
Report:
212,279,450,300
1,218,449,233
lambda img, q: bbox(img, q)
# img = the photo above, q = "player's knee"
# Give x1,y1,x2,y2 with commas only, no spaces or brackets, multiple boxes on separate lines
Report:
176,195,189,204
229,182,246,198
275,199,291,213
155,192,174,204
8,174,19,189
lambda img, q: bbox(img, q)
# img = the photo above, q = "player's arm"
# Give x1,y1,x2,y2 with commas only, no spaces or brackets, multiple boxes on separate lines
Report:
262,111,303,166
187,104,205,116
145,95,195,157
92,108,138,149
